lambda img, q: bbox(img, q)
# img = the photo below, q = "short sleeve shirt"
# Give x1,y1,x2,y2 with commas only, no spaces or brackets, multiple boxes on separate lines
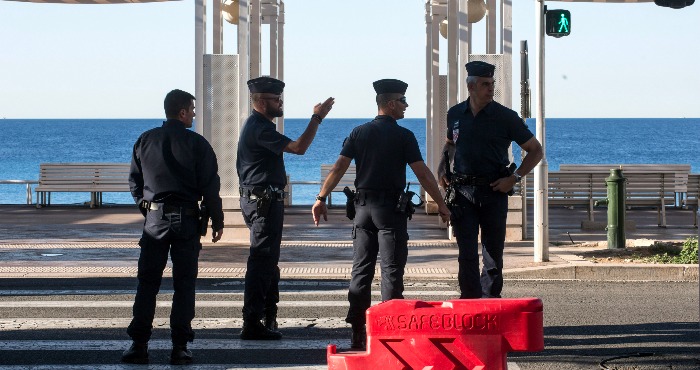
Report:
340,115,423,191
236,110,292,187
446,99,533,176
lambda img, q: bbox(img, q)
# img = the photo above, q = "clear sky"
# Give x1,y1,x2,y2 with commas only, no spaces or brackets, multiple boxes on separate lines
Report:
1,0,698,119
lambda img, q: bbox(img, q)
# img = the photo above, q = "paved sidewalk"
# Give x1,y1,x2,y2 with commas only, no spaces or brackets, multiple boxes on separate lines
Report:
0,204,697,281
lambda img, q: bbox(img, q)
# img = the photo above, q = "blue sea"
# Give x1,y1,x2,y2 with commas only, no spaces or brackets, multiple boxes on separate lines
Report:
1,118,698,205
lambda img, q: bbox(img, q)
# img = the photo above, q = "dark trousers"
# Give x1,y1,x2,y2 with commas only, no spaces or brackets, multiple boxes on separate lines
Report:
451,186,508,299
240,197,283,321
346,192,408,325
127,207,201,345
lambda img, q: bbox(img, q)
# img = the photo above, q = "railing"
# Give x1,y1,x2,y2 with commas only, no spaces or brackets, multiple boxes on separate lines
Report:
287,180,322,206
0,180,38,205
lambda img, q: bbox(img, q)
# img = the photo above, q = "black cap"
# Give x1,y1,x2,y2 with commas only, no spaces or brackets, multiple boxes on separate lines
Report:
465,61,495,77
247,76,285,94
373,79,408,95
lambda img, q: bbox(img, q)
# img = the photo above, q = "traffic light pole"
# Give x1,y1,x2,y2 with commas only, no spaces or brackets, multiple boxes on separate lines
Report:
534,0,549,262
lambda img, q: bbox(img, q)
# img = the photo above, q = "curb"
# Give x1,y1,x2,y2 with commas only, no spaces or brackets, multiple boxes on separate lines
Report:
505,264,699,282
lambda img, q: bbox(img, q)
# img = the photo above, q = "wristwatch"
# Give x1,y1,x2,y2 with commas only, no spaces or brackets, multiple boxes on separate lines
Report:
316,195,327,202
513,172,522,182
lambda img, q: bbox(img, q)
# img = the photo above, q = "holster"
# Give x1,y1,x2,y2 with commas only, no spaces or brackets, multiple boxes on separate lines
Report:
254,187,273,218
444,185,457,207
198,203,209,236
342,186,356,220
395,191,410,214
504,163,517,196
396,190,423,220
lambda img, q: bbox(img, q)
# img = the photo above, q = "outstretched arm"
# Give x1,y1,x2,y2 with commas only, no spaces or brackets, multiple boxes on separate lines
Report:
284,97,335,155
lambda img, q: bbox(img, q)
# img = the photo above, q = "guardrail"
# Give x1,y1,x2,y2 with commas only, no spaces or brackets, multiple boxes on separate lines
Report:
0,180,39,205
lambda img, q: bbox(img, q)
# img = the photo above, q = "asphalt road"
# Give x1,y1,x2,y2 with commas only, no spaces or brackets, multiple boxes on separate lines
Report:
0,277,698,369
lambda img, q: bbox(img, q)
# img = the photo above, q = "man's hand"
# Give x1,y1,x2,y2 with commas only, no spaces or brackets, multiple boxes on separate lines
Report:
437,203,451,224
490,175,517,194
211,228,223,243
313,97,335,119
312,200,328,226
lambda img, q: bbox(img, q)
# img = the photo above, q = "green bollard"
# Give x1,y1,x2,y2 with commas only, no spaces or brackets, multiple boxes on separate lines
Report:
595,168,627,249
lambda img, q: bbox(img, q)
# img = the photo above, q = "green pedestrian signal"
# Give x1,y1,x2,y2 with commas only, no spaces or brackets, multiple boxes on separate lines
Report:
546,9,571,38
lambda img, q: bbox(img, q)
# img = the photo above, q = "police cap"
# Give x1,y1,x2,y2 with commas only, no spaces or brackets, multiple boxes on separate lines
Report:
465,61,495,78
247,76,285,94
373,79,408,95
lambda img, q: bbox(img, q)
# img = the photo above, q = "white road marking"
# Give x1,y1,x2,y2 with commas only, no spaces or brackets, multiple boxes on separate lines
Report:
0,317,351,330
0,289,458,296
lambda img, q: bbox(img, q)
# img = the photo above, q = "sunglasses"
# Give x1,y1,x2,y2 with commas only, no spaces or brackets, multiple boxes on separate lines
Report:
395,96,407,105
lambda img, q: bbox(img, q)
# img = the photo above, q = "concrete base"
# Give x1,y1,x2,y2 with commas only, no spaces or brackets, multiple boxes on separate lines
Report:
425,199,439,214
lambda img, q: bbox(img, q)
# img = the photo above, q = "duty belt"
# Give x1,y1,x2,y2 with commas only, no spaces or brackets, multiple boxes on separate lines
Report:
355,189,401,203
140,201,199,216
452,174,491,187
239,187,288,201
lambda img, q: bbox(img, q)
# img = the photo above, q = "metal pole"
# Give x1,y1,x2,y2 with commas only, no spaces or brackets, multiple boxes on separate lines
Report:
278,1,285,134
425,0,433,177
238,0,250,127
534,0,549,262
447,0,458,108
429,2,441,175
458,0,469,103
195,0,206,136
520,40,530,240
250,0,261,79
487,0,497,53
213,0,222,54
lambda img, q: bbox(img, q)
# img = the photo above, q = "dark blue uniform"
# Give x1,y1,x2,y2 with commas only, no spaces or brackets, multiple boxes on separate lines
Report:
128,118,224,345
236,110,291,323
340,115,423,326
446,99,532,298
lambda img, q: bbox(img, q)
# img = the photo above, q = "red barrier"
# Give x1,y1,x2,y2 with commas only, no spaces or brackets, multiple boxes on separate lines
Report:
327,298,543,370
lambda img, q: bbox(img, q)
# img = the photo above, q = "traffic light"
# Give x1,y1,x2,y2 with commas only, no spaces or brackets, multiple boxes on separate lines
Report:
546,9,571,38
655,0,694,9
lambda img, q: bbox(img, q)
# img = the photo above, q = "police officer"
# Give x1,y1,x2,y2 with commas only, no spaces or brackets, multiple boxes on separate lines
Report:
312,79,450,350
122,89,224,365
237,76,334,340
440,61,543,299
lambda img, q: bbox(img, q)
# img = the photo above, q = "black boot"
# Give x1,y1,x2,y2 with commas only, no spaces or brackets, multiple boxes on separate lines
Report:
240,319,282,340
264,306,278,331
169,344,193,365
120,342,148,364
350,323,366,350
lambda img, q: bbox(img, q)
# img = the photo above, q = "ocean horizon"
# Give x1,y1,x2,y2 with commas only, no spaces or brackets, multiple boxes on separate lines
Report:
1,117,698,206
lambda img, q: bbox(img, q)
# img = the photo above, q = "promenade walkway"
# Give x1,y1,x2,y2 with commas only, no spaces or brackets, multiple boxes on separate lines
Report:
0,204,696,281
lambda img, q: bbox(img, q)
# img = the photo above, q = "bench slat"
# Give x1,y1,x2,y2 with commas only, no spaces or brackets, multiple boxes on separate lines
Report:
36,163,131,208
